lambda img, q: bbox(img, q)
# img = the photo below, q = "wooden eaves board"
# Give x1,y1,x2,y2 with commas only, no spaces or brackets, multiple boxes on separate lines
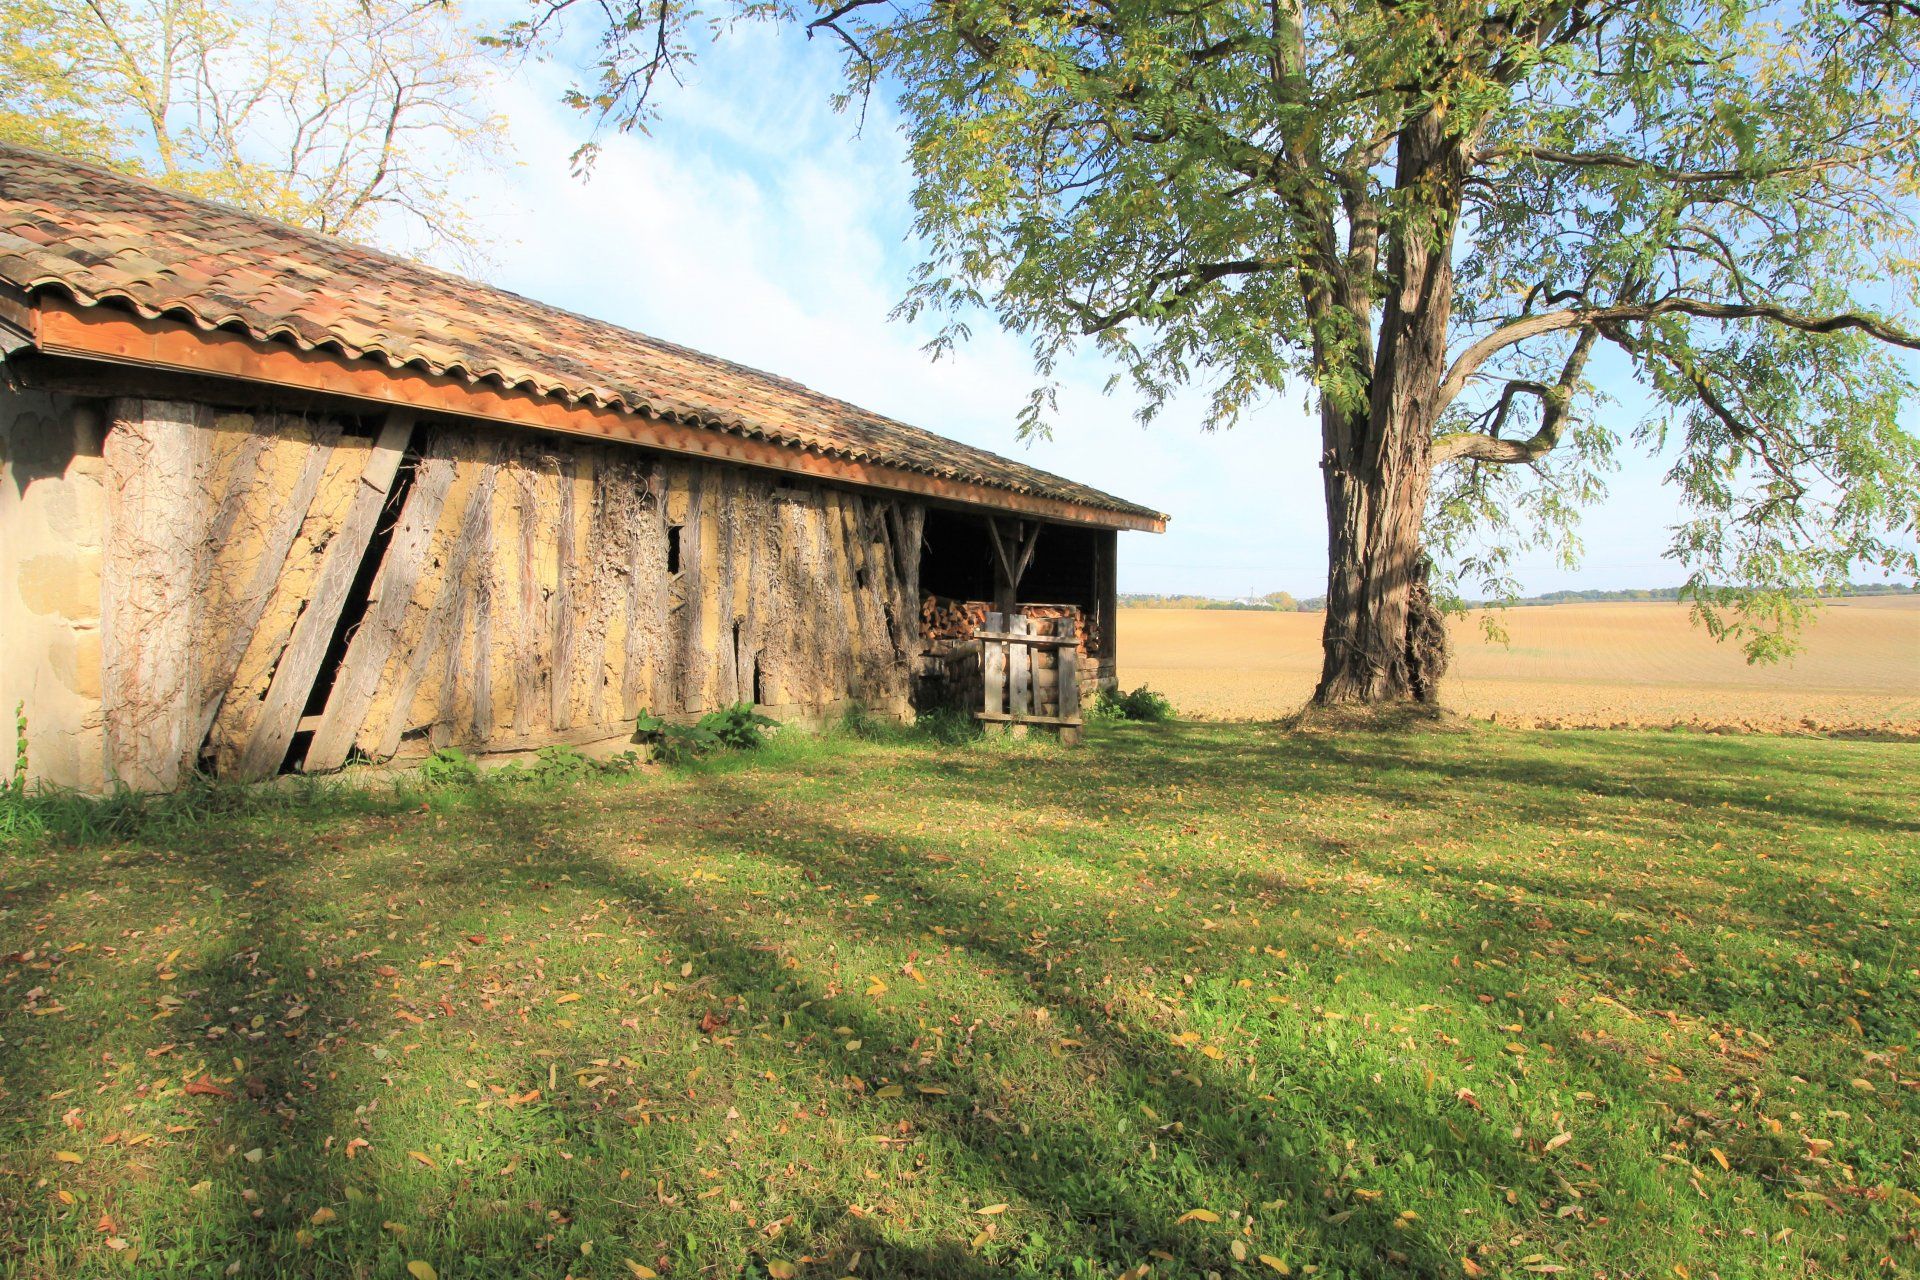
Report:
29,296,1167,534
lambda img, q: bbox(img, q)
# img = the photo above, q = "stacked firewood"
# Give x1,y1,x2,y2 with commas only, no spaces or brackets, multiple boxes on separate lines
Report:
921,595,992,646
919,596,1093,654
1021,603,1084,648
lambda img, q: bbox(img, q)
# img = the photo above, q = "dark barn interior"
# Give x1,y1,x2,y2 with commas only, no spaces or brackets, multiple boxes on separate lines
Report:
914,505,1119,710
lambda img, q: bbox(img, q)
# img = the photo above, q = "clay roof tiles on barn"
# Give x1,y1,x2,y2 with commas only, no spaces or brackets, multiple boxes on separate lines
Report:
0,143,1162,525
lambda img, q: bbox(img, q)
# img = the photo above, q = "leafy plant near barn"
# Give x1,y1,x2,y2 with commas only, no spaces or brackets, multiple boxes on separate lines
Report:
633,703,780,764
1092,683,1176,724
509,0,1920,703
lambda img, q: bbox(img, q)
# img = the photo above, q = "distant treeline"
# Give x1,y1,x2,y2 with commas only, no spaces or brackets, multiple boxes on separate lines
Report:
1121,592,1313,612
1121,582,1915,612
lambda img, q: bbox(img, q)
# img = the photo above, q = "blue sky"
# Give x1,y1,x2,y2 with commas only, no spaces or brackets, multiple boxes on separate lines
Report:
440,8,1897,599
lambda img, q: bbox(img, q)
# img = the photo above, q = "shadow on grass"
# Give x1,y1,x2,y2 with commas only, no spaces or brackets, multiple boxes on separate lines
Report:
2,722,1909,1276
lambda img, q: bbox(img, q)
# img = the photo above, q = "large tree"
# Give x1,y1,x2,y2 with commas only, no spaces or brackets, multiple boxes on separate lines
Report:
510,0,1920,704
1,0,504,258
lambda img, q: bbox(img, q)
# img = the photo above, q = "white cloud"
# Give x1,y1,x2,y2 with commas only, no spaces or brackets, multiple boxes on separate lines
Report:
434,20,1740,598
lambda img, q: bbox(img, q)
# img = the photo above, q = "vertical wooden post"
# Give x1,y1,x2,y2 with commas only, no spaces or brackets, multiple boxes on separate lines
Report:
102,400,209,791
1095,527,1119,680
981,609,1006,735
987,517,1043,615
1008,613,1032,739
1058,616,1082,746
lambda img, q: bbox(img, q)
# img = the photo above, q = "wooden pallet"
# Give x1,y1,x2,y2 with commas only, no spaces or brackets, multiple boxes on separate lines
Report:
976,610,1082,743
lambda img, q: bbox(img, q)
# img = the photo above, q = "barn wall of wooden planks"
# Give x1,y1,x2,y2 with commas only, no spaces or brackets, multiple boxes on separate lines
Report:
6,393,939,791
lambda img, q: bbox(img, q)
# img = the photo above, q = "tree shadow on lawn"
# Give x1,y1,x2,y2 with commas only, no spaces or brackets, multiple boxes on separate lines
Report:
843,725,1911,987
433,798,1528,1277
660,750,1910,1247
4,719,1908,1277
453,752,1873,1274
960,722,1919,840
0,816,430,1275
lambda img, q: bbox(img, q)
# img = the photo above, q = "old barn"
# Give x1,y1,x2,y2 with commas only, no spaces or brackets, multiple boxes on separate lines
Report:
0,145,1163,792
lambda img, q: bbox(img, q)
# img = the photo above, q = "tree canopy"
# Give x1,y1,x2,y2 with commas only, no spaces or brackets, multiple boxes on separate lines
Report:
1,0,504,257
513,0,1919,683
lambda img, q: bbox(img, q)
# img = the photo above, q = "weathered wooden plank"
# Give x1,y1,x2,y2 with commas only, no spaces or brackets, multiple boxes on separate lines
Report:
231,411,414,780
1008,612,1032,738
191,415,345,759
580,449,626,726
762,487,804,708
462,445,501,743
625,461,672,718
826,490,865,688
708,466,738,707
211,425,374,774
303,446,456,770
976,711,1085,727
101,399,209,790
981,610,1006,736
1058,618,1082,745
969,631,1081,647
897,502,925,656
733,474,765,704
510,455,550,738
812,489,852,703
360,434,492,759
550,451,579,731
677,464,706,712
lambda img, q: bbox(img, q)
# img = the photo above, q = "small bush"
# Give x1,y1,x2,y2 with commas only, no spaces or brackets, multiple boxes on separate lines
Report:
634,704,777,764
700,703,780,752
418,746,480,786
527,745,603,784
1093,684,1175,723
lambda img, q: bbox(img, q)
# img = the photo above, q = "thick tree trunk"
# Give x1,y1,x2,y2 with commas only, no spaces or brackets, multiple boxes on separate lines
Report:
1312,106,1467,707
1315,413,1448,704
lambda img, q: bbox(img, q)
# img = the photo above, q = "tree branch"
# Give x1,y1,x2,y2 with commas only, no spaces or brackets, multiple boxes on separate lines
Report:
1476,138,1914,185
1436,297,1920,414
1432,326,1599,465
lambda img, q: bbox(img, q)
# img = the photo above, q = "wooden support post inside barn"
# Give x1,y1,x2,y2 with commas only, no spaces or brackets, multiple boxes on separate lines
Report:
986,517,1041,615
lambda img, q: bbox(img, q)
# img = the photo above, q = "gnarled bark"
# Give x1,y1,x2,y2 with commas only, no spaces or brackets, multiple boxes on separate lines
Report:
1312,106,1465,707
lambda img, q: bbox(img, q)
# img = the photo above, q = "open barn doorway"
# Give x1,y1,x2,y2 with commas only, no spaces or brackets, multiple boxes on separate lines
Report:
913,507,1118,713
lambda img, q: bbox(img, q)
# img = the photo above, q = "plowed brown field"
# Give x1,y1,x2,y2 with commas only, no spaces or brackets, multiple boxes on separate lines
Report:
1118,595,1920,733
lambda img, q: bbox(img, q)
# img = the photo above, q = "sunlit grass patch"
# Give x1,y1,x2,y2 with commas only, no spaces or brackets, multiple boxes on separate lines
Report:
2,723,1915,1277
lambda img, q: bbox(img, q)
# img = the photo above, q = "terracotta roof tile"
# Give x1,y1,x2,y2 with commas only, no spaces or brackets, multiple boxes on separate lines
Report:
0,144,1160,521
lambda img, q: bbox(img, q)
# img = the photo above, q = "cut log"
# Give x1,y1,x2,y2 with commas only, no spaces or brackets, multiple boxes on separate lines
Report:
230,411,414,781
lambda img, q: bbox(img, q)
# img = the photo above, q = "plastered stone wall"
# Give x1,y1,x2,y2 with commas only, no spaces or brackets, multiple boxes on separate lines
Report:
0,387,108,791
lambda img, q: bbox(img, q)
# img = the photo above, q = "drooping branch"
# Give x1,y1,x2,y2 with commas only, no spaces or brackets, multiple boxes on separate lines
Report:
1070,258,1281,334
1435,297,1920,415
1476,136,1917,185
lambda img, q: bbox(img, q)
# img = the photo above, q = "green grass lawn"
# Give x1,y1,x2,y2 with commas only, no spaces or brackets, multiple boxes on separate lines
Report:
1,722,1916,1279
